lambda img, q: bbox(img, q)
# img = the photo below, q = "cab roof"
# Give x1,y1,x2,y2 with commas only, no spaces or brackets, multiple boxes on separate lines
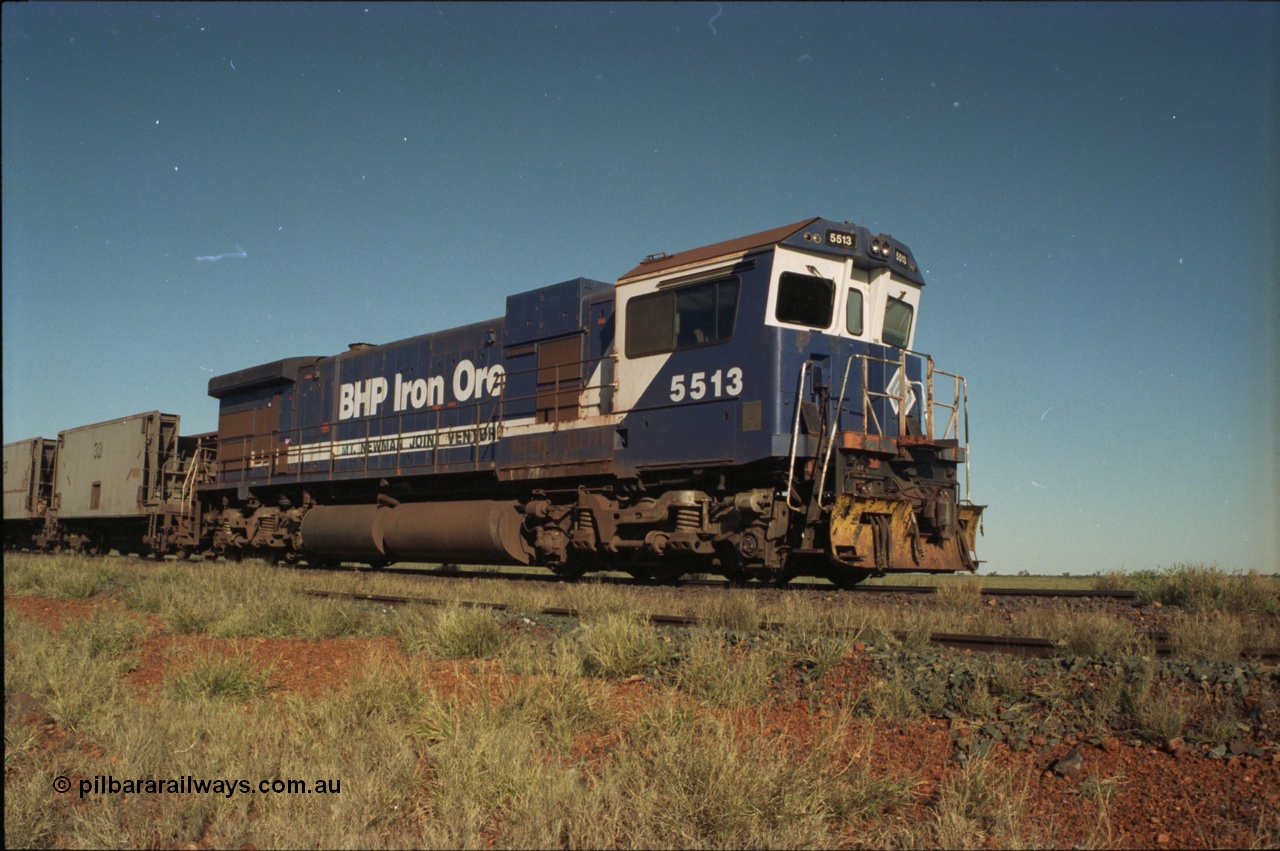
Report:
618,218,819,282
618,217,924,286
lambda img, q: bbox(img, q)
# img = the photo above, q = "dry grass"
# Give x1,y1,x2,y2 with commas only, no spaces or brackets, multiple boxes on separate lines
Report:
1122,664,1193,743
2,613,911,849
672,629,783,707
1089,570,1132,592
689,588,763,631
3,552,124,599
393,601,509,659
1129,563,1279,614
164,646,273,702
872,757,1035,850
862,671,925,724
0,554,914,848
935,576,984,609
576,612,669,679
1010,607,1151,658
1170,611,1247,661
5,551,1277,849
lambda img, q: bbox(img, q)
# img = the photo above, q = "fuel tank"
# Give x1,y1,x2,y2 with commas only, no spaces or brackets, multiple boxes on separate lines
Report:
298,500,534,565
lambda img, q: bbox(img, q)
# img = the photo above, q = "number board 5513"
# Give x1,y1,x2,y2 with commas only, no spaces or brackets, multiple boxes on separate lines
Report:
669,367,743,402
824,229,856,249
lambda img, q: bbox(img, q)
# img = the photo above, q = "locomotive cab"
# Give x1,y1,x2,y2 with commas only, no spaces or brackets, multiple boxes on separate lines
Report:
763,227,984,581
765,244,920,351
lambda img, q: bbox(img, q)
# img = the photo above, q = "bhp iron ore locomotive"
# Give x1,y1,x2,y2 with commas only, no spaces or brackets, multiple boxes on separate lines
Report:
4,218,983,585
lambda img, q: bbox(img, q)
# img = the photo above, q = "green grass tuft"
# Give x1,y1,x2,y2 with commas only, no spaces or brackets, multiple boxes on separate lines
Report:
393,601,509,659
1130,563,1279,614
577,612,669,679
165,650,272,702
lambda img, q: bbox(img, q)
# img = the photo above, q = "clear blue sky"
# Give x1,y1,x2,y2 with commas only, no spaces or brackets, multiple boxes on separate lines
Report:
3,2,1276,575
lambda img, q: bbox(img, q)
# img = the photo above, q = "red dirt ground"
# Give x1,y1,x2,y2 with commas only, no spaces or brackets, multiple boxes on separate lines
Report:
6,593,1278,849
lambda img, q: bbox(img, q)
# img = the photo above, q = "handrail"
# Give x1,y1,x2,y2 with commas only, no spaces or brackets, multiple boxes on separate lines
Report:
178,444,210,518
861,356,884,437
848,348,973,504
785,360,812,510
855,349,966,443
816,355,854,511
962,375,971,501
179,453,195,509
860,351,910,436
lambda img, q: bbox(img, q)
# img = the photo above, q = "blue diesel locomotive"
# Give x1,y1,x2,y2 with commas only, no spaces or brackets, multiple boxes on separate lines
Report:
4,217,983,585
201,217,983,584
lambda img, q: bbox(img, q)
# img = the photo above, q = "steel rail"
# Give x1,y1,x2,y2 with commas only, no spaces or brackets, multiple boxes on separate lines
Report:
303,589,699,627
926,632,1059,658
838,583,1139,600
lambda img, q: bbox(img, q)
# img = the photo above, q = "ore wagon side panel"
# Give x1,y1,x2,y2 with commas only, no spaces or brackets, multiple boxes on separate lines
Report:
3,438,55,519
55,412,179,518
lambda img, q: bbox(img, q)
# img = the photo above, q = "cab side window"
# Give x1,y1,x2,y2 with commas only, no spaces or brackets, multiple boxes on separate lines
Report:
625,278,739,358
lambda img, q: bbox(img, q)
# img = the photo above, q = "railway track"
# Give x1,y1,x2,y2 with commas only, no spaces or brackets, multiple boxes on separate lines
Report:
303,589,1172,659
828,583,1138,600
354,565,1139,600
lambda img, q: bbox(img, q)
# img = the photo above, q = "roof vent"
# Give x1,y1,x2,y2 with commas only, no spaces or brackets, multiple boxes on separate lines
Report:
640,251,670,264
347,342,375,351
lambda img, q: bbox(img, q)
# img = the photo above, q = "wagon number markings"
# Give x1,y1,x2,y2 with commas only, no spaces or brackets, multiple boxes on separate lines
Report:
669,367,743,402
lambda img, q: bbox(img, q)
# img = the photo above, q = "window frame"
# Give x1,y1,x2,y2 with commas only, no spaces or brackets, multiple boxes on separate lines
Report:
882,296,914,349
845,287,865,336
624,276,740,358
774,270,836,330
